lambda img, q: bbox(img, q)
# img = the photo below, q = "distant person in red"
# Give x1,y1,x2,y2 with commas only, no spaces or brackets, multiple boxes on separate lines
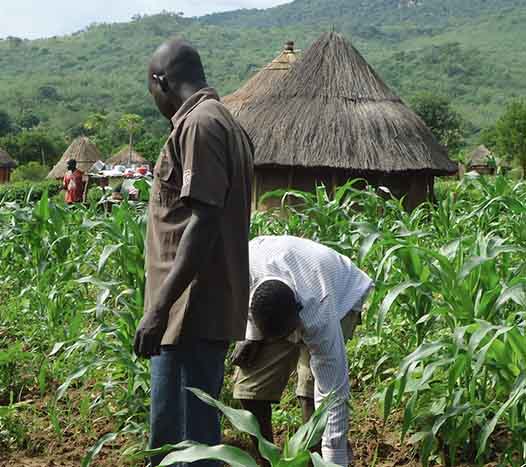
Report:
63,159,84,204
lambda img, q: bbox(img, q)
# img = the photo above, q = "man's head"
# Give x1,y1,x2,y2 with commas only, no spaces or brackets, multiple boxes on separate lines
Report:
250,280,302,340
67,159,77,171
148,38,207,120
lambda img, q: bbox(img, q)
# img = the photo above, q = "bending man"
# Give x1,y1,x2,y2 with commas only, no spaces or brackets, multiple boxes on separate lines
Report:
232,235,373,466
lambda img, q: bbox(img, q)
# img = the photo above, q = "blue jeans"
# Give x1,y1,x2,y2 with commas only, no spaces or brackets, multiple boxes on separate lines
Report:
149,338,229,467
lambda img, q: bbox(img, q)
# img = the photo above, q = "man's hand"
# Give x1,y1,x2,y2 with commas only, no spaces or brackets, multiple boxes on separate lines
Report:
133,312,169,358
231,340,262,368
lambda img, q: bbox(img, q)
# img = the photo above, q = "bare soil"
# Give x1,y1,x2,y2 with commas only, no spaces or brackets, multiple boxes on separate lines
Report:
0,391,500,467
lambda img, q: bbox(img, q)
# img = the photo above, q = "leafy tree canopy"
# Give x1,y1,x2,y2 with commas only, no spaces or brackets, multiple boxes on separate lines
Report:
11,161,49,182
410,93,465,155
495,99,526,175
0,110,12,137
0,128,67,165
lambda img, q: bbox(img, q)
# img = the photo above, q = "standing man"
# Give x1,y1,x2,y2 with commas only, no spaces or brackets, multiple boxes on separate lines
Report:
63,159,84,204
232,236,373,466
133,38,253,467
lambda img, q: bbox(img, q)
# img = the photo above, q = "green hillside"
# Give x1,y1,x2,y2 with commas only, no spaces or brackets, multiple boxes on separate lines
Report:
0,0,525,151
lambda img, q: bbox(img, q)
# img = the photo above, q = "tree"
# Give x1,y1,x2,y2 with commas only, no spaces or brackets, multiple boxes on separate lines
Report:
410,93,465,154
83,113,108,134
38,85,60,102
495,99,526,176
0,128,66,165
0,110,12,137
479,126,498,152
83,112,133,155
11,161,49,182
18,113,40,130
135,134,165,163
118,113,144,165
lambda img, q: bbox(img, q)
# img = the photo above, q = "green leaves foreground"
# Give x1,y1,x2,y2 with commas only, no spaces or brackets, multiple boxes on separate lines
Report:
134,387,341,467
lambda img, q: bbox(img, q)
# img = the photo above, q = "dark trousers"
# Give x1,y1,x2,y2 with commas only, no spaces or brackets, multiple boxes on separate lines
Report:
149,338,229,467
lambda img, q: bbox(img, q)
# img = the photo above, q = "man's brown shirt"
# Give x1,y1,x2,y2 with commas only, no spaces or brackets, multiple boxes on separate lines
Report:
144,88,254,344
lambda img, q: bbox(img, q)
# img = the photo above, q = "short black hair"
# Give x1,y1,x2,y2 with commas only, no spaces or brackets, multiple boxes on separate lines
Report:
67,159,77,169
251,280,300,339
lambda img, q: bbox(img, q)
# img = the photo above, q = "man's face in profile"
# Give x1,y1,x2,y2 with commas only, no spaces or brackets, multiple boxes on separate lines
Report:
148,74,180,121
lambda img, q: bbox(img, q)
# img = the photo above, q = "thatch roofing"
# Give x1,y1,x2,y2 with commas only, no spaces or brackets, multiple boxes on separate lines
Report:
234,32,457,175
47,137,102,179
468,145,493,166
223,41,299,117
0,148,16,169
107,146,150,167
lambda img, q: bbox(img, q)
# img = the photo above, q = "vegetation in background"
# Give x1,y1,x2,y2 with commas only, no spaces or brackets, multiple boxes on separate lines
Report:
10,161,50,182
0,0,526,142
0,110,12,137
494,99,526,176
0,127,66,166
118,114,145,158
0,179,61,202
410,93,465,154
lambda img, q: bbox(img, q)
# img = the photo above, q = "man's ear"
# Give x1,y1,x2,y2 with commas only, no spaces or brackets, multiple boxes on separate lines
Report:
152,73,170,93
158,75,170,93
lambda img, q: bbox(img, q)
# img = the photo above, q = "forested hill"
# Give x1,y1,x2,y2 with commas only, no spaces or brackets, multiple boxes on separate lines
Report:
203,0,524,32
1,0,525,142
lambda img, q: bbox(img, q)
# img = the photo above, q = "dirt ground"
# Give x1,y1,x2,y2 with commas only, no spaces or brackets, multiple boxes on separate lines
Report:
0,406,420,467
0,393,498,467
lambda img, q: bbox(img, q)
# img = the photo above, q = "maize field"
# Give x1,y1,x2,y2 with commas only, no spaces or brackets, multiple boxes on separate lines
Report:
1,174,526,467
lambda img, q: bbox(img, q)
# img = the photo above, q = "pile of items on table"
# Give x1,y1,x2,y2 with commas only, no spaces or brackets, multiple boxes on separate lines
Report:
47,138,152,202
90,146,152,201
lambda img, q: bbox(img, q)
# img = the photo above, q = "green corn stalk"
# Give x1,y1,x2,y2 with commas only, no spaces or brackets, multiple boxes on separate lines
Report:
133,388,341,467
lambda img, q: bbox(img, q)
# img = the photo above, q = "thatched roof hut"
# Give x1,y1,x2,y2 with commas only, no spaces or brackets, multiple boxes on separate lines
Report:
467,145,495,175
0,148,17,184
223,41,299,116
107,146,150,168
226,32,457,210
47,137,102,179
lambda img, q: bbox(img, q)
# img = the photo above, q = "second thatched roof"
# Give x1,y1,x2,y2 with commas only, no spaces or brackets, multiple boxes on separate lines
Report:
236,32,457,175
468,145,493,166
47,137,102,179
0,148,17,169
223,41,299,117
107,146,150,167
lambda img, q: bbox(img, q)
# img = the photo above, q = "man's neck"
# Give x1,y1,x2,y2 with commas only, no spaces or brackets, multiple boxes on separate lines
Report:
179,81,208,103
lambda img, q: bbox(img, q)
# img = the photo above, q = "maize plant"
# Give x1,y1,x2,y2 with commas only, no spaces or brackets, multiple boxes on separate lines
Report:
134,388,341,467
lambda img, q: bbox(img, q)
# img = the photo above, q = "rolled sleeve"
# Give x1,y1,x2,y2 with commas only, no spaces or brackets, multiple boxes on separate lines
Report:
304,319,350,467
179,118,229,208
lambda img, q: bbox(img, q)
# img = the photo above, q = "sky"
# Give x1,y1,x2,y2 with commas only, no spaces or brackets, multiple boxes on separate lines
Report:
0,0,290,39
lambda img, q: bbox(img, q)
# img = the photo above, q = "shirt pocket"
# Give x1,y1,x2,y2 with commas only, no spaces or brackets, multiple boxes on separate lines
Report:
154,147,174,183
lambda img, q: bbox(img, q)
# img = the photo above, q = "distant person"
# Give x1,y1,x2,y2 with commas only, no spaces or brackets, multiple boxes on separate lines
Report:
133,38,254,467
232,235,374,467
111,184,123,201
63,159,84,204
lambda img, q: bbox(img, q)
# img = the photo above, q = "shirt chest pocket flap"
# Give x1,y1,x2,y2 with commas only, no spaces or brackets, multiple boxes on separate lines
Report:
155,145,175,184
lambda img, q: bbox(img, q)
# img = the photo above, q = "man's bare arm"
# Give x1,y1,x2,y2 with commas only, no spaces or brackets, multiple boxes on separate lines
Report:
134,199,220,358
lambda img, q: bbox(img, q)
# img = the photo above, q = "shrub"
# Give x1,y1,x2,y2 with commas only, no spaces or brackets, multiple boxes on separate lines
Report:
0,179,61,203
11,162,49,182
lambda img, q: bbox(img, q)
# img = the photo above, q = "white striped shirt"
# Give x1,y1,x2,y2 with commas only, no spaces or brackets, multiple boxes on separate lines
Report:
247,236,374,466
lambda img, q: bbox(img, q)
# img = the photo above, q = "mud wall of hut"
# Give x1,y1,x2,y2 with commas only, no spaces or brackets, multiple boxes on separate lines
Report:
0,168,12,184
253,167,435,211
